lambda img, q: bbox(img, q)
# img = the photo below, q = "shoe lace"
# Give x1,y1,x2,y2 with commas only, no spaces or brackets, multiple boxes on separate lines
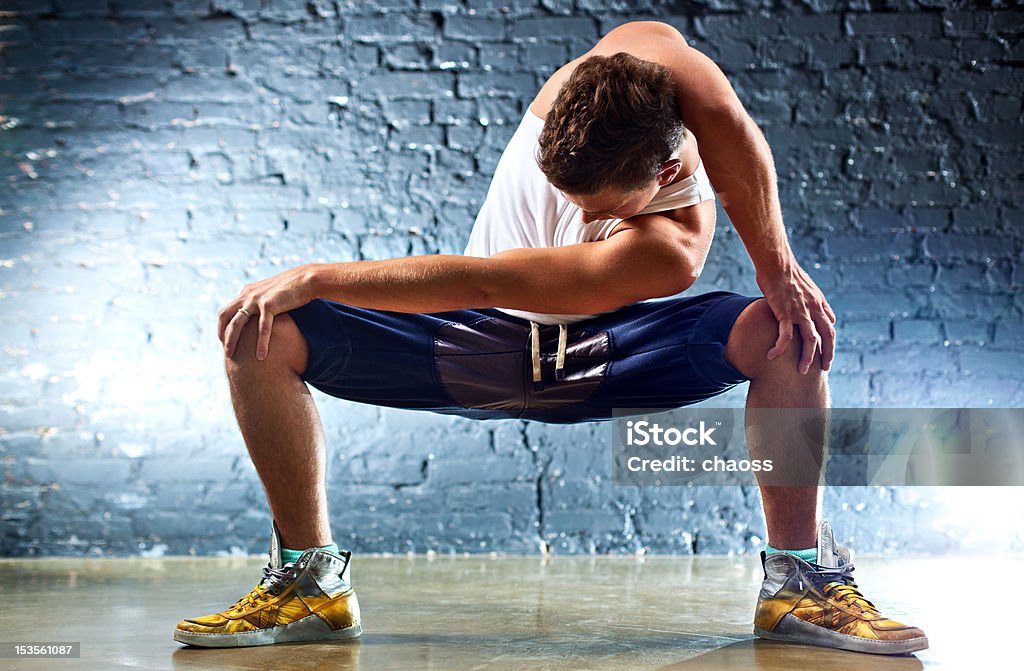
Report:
806,562,880,614
229,563,297,612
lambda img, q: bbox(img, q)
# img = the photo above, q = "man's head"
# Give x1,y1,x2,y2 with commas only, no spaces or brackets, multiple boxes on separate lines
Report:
537,52,685,223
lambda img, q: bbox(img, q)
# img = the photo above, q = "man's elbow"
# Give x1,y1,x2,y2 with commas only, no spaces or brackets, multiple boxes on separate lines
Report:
612,258,703,309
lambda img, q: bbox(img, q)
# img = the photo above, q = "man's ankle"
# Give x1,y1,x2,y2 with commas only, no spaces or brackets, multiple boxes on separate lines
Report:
282,543,339,564
765,544,817,563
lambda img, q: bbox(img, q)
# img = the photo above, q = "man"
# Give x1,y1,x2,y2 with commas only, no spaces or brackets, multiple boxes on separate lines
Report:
174,22,927,655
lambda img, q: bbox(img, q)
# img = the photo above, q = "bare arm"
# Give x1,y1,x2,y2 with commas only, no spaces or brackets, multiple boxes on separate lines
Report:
219,212,707,359
306,214,702,315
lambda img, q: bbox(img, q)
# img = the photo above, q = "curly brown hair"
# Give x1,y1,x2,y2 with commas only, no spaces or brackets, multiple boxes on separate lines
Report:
537,52,684,196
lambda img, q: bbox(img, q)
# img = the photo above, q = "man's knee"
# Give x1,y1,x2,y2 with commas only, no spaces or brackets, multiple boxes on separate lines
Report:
725,298,823,380
225,312,309,377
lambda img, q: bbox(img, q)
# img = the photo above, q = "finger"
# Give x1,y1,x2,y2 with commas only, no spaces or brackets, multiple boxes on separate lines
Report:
766,319,794,360
218,305,236,344
818,317,837,372
218,298,245,343
256,309,274,361
224,309,250,359
797,319,821,375
823,300,837,324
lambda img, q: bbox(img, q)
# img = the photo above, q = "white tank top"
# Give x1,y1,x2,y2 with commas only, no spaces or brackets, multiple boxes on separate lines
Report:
463,109,715,325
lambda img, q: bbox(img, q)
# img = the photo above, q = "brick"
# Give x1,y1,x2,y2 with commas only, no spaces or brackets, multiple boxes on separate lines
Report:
146,17,246,44
47,459,133,486
805,37,858,68
457,71,534,98
864,346,957,374
434,43,476,70
522,42,568,70
383,99,431,127
993,321,1024,347
785,13,841,37
930,290,1015,320
893,319,943,344
346,14,435,43
445,16,505,41
477,96,522,125
925,233,1016,259
836,319,890,347
846,13,943,37
696,37,758,70
942,11,992,36
43,75,159,101
168,0,212,17
700,13,784,39
831,290,919,319
480,43,518,71
827,233,915,259
32,19,130,43
388,124,444,149
434,98,476,125
139,457,236,483
109,0,167,18
382,44,431,70
164,75,256,102
938,261,987,288
888,260,937,286
960,348,1024,377
992,11,1024,34
944,320,990,345
446,124,484,151
511,17,596,42
360,71,454,98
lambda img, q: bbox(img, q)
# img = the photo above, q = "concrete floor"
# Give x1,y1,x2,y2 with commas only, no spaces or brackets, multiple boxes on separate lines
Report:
0,554,1018,670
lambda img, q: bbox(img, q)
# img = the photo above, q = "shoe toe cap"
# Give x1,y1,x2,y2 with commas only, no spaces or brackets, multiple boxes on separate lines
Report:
176,615,230,633
870,620,927,643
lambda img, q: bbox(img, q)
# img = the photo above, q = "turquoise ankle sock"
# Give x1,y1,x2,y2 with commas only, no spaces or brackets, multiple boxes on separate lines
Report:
765,544,818,563
281,543,339,564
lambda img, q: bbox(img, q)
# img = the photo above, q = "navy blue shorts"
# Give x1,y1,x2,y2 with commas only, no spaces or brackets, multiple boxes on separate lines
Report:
288,291,762,424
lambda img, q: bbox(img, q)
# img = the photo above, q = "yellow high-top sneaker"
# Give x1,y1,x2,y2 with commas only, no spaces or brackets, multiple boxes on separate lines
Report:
754,520,928,655
174,522,362,648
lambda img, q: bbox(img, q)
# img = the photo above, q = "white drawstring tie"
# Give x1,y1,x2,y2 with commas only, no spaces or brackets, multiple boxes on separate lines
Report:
529,321,568,383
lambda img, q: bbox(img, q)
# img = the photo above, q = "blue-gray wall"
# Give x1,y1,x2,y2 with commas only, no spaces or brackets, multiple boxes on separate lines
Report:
1,1,1021,557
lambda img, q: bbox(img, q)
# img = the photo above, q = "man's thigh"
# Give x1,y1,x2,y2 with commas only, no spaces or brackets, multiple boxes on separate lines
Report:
288,299,526,419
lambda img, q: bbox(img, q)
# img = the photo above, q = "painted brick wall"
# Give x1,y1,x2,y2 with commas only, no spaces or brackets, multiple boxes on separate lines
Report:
1,0,1021,557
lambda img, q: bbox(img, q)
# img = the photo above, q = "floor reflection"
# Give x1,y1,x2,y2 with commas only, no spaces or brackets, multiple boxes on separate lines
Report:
1,554,1012,669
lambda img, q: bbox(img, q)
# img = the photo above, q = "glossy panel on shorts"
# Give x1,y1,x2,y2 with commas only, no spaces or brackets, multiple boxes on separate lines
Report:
434,318,610,412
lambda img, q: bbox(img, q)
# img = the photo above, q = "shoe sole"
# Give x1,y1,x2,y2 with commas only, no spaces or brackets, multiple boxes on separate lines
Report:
174,615,362,648
755,614,929,655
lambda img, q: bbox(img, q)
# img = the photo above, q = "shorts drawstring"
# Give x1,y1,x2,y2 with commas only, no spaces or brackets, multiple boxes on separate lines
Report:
555,322,567,381
528,321,568,384
529,321,541,382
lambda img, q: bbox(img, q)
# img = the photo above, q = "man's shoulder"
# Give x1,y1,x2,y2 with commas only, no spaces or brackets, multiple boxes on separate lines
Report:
590,21,690,64
609,203,715,243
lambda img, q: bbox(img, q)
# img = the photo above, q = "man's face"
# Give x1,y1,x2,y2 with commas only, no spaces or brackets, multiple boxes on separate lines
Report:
561,159,683,225
563,182,660,225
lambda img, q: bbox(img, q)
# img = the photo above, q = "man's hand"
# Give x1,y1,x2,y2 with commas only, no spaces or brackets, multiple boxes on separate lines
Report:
218,264,317,361
757,261,836,374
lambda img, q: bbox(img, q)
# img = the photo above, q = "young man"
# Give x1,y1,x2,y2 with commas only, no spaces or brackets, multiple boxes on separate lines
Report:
174,22,927,655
